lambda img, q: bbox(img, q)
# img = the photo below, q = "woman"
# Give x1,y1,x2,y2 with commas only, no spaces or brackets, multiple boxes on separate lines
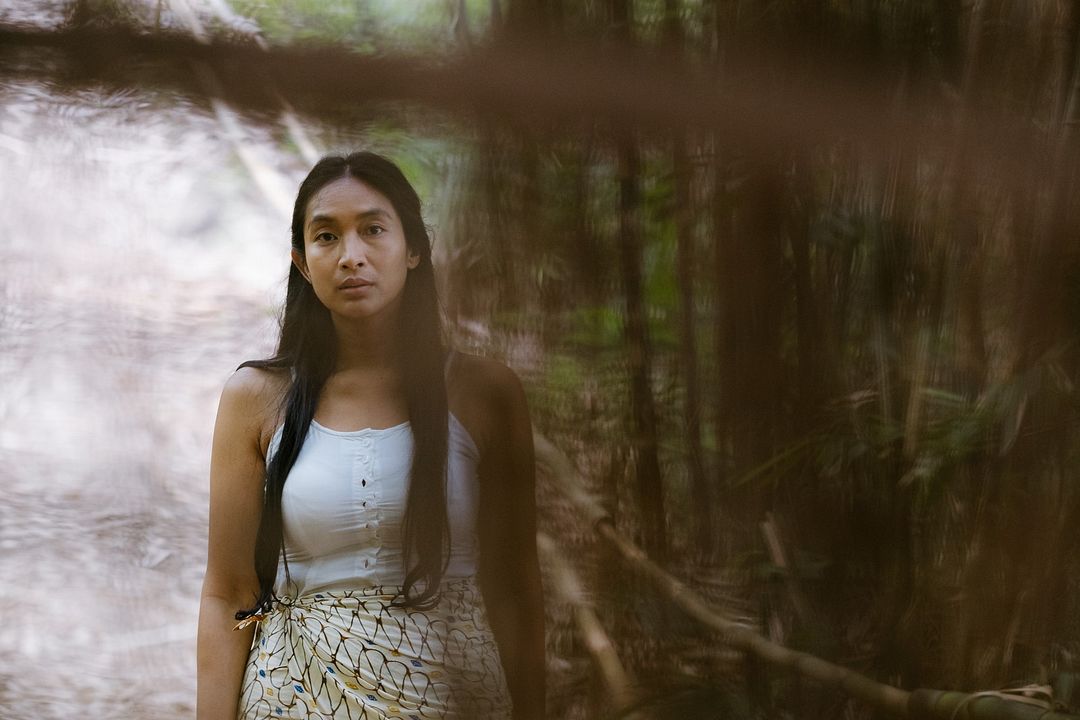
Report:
196,152,545,719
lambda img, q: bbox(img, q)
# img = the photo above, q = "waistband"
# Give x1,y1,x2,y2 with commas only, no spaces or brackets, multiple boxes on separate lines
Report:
235,576,483,631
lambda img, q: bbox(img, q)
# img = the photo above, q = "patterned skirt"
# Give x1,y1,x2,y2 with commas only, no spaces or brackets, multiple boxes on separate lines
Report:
237,578,514,719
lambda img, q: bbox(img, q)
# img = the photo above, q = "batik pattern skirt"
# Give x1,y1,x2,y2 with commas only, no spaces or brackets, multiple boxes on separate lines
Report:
237,578,513,719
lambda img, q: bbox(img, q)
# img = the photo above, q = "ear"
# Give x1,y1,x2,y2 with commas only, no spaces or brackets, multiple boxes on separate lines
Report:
406,249,420,270
291,248,311,283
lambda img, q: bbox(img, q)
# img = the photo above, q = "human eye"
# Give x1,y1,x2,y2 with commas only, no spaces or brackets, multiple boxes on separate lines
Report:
314,231,336,243
365,224,385,237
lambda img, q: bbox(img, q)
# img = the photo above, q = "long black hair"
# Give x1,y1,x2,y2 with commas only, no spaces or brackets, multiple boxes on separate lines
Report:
235,151,450,619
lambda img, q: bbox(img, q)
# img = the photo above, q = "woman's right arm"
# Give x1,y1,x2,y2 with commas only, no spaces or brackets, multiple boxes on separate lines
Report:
197,368,274,720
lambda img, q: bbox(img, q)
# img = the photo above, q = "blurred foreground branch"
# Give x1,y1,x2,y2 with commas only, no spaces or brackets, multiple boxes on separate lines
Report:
0,19,1072,202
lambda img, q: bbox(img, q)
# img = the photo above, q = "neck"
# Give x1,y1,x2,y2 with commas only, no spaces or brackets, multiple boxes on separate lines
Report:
330,310,400,372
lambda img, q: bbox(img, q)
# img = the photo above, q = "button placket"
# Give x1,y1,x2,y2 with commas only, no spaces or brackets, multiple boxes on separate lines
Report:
355,435,378,571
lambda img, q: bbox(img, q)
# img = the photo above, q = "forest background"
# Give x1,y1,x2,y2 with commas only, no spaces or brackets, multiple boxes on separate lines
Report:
1,0,1079,718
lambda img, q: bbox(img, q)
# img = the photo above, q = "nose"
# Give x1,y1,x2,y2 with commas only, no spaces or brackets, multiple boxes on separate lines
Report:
339,231,367,268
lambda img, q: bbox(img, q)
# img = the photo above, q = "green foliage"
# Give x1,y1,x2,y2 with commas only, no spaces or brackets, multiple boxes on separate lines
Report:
903,368,1047,495
361,124,458,212
564,304,625,351
229,0,465,52
230,0,376,49
545,352,588,398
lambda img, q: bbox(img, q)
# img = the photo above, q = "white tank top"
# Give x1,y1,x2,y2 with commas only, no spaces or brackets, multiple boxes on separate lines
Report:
266,365,482,596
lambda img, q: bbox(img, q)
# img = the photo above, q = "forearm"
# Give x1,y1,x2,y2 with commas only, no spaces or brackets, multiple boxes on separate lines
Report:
513,591,546,720
485,575,546,720
197,592,257,720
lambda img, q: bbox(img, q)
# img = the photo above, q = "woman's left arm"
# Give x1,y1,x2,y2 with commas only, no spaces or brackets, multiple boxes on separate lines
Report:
477,362,546,720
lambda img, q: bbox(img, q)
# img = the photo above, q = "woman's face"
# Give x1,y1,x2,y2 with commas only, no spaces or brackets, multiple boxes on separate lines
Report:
293,175,419,323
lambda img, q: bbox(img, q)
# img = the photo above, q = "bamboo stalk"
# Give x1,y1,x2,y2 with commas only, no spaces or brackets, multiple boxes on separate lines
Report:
910,689,1077,720
532,432,609,527
536,532,637,711
190,0,322,165
760,513,811,624
170,0,320,188
164,0,295,219
190,62,295,218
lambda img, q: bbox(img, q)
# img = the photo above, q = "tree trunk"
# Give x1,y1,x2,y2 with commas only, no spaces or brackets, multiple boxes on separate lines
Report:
665,0,714,558
611,0,667,563
673,136,714,558
616,137,667,564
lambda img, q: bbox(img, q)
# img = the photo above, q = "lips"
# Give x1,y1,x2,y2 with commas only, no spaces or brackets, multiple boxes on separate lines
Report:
339,278,373,289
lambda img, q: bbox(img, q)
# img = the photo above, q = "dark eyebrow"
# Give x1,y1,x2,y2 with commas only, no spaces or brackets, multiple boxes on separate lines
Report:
307,208,391,229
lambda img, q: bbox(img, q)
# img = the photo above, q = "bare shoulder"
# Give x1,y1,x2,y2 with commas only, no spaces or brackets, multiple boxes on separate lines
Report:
221,364,289,412
447,352,530,457
449,352,527,410
219,364,291,458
